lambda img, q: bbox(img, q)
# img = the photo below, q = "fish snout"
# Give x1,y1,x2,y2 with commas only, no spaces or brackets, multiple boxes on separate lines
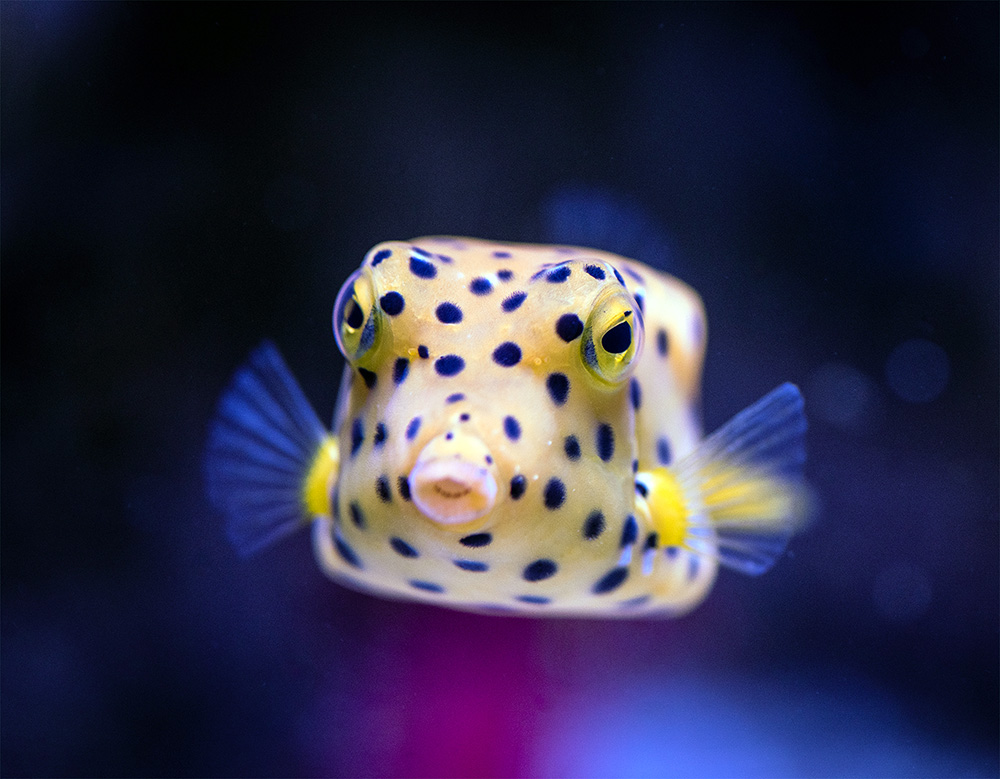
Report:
409,432,498,526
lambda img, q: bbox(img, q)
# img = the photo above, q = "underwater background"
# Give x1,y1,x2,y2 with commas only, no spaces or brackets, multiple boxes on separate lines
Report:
2,3,997,777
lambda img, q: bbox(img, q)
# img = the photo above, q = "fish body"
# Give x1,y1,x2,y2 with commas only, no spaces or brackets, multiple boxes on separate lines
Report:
205,237,808,617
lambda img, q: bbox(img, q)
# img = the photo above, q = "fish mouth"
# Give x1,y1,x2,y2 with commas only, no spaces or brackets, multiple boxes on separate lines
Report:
409,433,498,526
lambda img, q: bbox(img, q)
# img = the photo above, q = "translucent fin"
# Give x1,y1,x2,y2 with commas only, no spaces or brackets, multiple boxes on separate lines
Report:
204,341,330,556
675,383,809,575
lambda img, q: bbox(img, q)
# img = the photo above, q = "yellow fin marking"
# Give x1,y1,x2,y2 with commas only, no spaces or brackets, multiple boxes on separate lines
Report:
303,436,339,517
644,467,689,548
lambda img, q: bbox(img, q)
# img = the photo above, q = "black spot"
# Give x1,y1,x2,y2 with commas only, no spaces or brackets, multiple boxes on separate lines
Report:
380,291,405,316
335,534,362,568
657,436,672,465
635,292,645,314
632,459,639,473
624,266,645,284
492,342,521,367
612,267,626,286
583,510,605,540
657,328,669,357
584,264,606,280
391,537,419,558
510,475,527,499
523,559,558,581
620,515,638,547
411,246,431,257
405,416,422,440
602,321,632,354
349,502,366,529
666,546,680,559
375,475,392,502
345,300,364,329
564,435,581,461
492,250,512,258
485,455,493,464
688,556,700,580
459,413,470,422
446,393,465,404
358,368,377,389
596,424,615,462
644,532,659,551
556,313,584,342
630,378,642,410
409,256,436,279
350,418,364,456
436,302,463,324
543,477,566,509
373,422,387,447
460,532,492,547
454,560,489,572
435,354,465,376
409,580,444,593
634,481,648,498
393,357,409,385
469,277,493,295
436,254,453,264
501,291,527,312
418,345,430,359
546,265,571,283
371,248,392,266
593,566,629,594
397,475,411,501
497,269,514,281
503,416,521,441
546,373,570,406
516,595,551,605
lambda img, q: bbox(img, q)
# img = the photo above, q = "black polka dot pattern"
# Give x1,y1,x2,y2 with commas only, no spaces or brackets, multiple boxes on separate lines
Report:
546,373,569,406
418,345,429,359
393,357,409,385
502,292,527,312
373,422,387,447
349,502,365,529
375,475,391,502
503,416,521,441
596,424,615,461
405,417,422,440
564,435,581,461
556,313,584,342
397,475,411,500
657,436,672,465
379,291,404,315
371,248,392,266
657,328,669,357
469,277,492,295
620,515,638,547
584,264,606,280
446,393,465,404
492,342,521,366
335,534,362,568
454,560,489,572
583,510,605,539
543,477,566,509
358,368,377,389
510,475,527,499
436,302,463,323
409,580,444,593
593,566,629,594
460,532,492,547
516,595,550,605
391,537,419,557
350,418,364,456
409,256,437,279
497,269,514,281
435,355,465,376
523,559,558,581
630,378,642,410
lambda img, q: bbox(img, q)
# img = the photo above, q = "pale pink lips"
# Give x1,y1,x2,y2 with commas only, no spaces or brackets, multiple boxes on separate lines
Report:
408,432,498,525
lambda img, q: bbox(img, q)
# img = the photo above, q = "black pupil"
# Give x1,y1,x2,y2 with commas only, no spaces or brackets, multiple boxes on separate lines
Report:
345,297,364,329
601,320,632,354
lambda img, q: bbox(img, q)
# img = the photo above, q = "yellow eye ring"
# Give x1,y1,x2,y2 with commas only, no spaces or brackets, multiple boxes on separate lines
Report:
333,268,379,362
581,287,644,385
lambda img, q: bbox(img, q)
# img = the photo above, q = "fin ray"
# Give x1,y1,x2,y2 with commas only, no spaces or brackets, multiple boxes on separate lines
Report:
204,342,329,556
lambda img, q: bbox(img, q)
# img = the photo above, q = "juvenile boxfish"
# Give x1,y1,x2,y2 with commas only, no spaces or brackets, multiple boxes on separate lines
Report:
204,238,809,617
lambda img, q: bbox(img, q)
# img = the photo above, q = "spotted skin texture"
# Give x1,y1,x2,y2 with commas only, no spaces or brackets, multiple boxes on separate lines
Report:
317,237,714,617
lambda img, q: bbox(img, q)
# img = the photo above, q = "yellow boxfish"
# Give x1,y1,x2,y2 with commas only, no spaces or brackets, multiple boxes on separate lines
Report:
205,238,808,617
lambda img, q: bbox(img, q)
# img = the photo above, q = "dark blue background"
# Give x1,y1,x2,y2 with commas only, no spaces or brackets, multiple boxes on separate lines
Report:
3,3,997,777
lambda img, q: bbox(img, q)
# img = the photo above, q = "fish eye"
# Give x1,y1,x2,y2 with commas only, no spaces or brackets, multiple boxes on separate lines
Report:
333,268,380,362
581,287,644,385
